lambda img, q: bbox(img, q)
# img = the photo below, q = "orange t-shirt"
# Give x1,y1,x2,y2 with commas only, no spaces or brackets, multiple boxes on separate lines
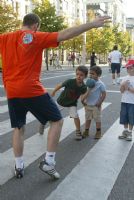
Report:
0,30,59,98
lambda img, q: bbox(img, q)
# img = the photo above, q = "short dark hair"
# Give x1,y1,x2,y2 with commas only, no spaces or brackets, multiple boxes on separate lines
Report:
113,45,118,50
90,66,102,76
23,13,41,27
76,66,88,77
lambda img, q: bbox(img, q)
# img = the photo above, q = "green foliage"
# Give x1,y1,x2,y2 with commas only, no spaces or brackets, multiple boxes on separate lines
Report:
0,2,21,34
33,0,67,32
86,26,132,57
63,35,83,52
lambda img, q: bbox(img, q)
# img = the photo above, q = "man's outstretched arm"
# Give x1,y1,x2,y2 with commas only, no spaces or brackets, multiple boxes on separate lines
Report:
57,16,110,42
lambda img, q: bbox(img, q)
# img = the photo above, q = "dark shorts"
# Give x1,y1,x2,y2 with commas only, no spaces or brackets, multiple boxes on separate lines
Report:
111,63,121,74
8,93,62,129
120,103,134,125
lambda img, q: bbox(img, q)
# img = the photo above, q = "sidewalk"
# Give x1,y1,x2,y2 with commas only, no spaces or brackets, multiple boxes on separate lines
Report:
41,60,108,72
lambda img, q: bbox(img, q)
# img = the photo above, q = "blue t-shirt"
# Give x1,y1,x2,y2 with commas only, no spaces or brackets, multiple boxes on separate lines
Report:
86,80,106,106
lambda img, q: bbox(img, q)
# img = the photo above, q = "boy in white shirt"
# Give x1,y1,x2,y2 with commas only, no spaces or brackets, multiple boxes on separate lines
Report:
118,59,134,141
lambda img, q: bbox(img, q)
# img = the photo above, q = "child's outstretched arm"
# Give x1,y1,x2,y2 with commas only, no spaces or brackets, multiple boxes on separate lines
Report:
51,83,62,97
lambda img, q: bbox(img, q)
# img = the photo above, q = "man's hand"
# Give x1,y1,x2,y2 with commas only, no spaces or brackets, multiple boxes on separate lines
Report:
91,16,111,28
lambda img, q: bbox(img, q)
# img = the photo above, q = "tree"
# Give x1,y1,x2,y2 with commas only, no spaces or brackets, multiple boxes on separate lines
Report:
33,0,67,70
0,2,21,34
112,26,131,57
86,26,132,62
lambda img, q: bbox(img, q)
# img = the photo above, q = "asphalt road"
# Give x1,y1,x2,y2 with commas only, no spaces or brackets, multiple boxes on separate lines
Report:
0,66,134,200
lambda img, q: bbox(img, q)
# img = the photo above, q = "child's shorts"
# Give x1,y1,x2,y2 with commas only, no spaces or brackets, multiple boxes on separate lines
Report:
120,103,134,125
85,105,101,122
8,93,62,129
69,106,79,118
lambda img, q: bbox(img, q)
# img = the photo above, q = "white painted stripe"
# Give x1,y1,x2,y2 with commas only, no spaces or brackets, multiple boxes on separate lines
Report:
41,73,75,80
0,112,36,136
0,89,62,114
0,104,8,113
0,96,7,102
106,90,120,93
0,103,110,185
0,102,109,136
0,73,75,89
46,119,133,200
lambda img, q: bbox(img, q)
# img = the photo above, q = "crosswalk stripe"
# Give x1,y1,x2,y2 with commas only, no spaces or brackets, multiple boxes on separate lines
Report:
0,102,110,185
46,119,133,200
0,88,117,114
0,104,8,113
0,96,7,101
0,112,36,136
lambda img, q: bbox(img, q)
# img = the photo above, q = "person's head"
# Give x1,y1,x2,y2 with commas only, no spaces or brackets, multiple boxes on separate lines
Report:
22,13,41,31
125,59,134,75
92,51,95,55
113,45,118,50
76,66,88,84
90,66,102,80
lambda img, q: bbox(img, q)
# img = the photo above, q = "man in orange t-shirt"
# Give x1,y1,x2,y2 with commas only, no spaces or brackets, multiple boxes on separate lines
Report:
0,13,110,179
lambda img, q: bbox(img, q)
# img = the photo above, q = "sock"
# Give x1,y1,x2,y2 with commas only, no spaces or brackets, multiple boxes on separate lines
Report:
85,129,89,131
124,128,128,131
15,156,24,169
96,128,101,132
45,152,56,166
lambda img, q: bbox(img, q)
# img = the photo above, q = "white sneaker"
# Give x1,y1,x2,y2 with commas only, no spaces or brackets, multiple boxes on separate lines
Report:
39,160,60,179
116,78,120,84
125,132,132,141
118,130,128,139
112,80,116,85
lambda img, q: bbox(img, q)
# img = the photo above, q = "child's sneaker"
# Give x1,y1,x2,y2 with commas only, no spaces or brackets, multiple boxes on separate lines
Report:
125,132,132,141
15,165,24,179
75,131,83,140
94,131,102,139
39,160,60,179
82,130,89,138
118,130,128,139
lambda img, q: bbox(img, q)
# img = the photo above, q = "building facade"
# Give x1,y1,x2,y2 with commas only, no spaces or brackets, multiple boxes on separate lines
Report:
86,0,126,31
3,0,33,19
126,18,134,56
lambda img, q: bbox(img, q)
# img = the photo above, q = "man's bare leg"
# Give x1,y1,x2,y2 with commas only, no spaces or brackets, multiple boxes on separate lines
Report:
39,119,63,179
47,119,63,152
13,126,25,178
13,127,25,157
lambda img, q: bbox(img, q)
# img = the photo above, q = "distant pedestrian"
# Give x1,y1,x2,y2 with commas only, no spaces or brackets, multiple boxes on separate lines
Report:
49,54,53,66
81,66,106,139
67,53,72,67
51,66,88,140
90,52,97,68
71,53,75,68
108,45,122,84
118,60,134,141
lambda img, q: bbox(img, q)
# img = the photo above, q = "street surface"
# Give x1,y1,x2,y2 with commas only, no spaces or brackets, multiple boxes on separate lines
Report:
0,66,134,200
